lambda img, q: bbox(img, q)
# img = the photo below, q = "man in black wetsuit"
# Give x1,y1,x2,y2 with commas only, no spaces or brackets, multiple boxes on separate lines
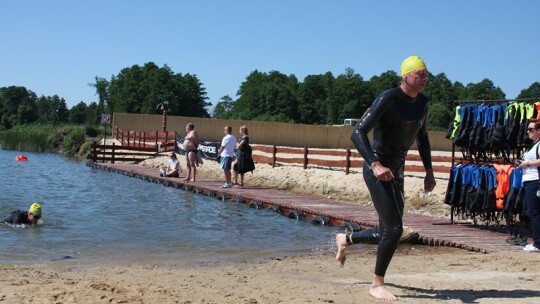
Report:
2,202,42,225
335,55,436,301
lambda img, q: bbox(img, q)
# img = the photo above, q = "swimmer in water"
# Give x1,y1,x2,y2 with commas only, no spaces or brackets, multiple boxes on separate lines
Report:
2,202,42,225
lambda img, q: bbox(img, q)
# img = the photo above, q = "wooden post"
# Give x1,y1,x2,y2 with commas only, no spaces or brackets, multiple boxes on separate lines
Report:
101,141,106,163
165,131,168,148
272,145,277,168
92,141,97,163
111,143,116,164
173,131,177,153
345,148,351,175
303,146,308,169
102,122,107,145
162,107,169,132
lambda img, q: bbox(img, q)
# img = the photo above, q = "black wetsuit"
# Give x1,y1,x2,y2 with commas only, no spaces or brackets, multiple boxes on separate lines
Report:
2,210,31,225
350,87,433,277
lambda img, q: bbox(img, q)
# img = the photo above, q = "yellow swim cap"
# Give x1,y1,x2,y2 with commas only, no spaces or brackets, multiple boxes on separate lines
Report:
29,202,42,215
401,55,427,76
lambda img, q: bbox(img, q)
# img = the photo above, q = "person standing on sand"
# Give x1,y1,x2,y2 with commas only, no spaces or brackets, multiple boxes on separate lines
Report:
183,123,199,182
218,125,236,188
517,119,540,252
335,55,436,301
232,125,254,187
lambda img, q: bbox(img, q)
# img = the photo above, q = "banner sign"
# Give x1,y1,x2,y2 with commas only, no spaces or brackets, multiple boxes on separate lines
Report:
175,135,220,160
101,114,111,124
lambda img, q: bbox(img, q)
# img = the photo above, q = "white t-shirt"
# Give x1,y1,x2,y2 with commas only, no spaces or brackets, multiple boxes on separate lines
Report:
168,158,179,171
221,134,237,157
522,141,540,182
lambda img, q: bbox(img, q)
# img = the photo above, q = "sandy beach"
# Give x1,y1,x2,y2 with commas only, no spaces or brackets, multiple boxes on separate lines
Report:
2,153,540,304
2,247,539,304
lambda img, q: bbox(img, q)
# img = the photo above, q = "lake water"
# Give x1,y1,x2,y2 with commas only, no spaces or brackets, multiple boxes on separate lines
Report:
0,150,341,264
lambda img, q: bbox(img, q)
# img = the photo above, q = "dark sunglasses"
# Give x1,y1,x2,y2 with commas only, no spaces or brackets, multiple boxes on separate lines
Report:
527,128,539,132
33,215,41,219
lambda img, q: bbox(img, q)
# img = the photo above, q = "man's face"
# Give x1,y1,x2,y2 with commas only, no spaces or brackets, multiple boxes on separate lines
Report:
28,213,40,224
404,69,429,92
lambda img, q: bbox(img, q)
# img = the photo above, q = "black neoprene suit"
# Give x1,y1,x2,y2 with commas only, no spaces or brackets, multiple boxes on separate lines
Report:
350,87,433,277
2,210,31,225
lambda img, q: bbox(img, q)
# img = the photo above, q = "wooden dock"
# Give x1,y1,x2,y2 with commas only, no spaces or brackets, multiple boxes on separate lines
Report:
88,162,524,253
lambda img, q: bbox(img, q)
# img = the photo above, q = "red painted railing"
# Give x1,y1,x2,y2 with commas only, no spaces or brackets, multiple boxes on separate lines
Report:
251,145,451,175
106,126,451,174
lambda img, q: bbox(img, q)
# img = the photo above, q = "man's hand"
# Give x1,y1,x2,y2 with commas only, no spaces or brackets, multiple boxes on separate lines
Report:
370,161,394,181
424,169,436,192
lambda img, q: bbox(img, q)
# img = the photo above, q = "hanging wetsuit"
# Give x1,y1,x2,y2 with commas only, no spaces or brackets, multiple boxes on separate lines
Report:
350,87,433,278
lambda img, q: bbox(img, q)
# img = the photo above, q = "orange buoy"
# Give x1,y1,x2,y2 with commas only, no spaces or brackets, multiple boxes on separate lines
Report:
15,155,28,161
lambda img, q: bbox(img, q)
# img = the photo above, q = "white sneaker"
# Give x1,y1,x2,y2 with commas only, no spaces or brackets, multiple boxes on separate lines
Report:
523,244,539,252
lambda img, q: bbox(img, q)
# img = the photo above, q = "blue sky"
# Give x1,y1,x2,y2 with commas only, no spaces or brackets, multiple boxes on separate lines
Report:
1,1,538,111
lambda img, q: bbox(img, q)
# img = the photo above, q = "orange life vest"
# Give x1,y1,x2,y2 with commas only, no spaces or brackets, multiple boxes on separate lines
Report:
493,164,514,210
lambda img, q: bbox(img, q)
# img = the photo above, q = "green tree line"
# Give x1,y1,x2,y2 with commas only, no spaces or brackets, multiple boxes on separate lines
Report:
1,61,539,132
0,62,212,131
214,69,540,131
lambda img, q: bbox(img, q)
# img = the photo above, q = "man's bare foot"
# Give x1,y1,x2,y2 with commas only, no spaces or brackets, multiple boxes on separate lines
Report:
370,276,397,301
183,178,190,182
370,285,397,301
335,233,348,267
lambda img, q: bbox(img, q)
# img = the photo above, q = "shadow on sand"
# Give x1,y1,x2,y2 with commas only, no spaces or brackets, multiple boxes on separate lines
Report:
388,283,540,303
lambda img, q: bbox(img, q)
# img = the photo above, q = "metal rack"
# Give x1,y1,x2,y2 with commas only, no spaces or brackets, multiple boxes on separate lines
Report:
446,98,539,224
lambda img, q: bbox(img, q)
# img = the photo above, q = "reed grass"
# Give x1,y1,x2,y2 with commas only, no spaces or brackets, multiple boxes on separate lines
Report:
0,124,87,154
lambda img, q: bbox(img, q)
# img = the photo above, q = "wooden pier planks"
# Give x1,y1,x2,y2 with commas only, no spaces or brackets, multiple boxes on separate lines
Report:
89,162,524,253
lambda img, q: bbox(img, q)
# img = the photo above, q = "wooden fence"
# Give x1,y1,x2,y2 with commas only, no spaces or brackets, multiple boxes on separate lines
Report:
112,126,176,151
112,113,454,151
251,145,451,174
91,129,452,173
90,127,176,163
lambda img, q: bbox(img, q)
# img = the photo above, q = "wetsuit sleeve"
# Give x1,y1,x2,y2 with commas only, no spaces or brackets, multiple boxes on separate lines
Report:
416,102,433,170
2,211,19,224
350,92,392,166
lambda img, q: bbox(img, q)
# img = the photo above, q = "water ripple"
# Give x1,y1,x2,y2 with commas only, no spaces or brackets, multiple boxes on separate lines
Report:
0,150,339,264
